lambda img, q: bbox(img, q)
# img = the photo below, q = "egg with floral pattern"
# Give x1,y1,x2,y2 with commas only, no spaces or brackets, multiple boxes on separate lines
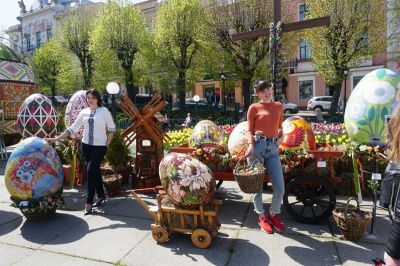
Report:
228,121,249,157
64,90,88,139
16,94,59,138
188,120,225,153
159,152,216,209
4,137,63,200
280,116,316,150
344,69,400,145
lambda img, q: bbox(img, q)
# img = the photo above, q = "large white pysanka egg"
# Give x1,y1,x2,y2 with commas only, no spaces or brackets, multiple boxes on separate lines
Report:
159,152,216,209
227,121,249,157
344,69,400,145
5,137,63,200
64,90,88,139
16,94,59,138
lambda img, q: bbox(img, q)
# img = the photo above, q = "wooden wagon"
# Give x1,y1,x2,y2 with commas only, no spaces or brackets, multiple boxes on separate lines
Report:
131,191,222,248
170,143,344,224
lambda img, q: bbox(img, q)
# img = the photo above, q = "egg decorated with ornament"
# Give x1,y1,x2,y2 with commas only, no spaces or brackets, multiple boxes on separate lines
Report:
344,68,400,146
16,94,59,138
5,137,63,200
159,152,216,209
280,116,316,150
227,121,249,157
64,90,88,139
188,120,225,153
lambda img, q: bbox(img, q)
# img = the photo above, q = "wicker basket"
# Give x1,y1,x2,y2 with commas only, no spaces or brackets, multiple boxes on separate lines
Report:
101,167,122,192
332,197,372,241
24,206,57,222
233,155,265,193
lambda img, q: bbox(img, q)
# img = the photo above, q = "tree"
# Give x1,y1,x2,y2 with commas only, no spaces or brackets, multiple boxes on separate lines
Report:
57,5,97,89
152,0,209,109
205,0,297,111
305,0,388,108
91,0,149,101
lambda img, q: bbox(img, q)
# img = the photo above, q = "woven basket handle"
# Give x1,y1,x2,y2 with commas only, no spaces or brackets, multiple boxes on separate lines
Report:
344,197,360,215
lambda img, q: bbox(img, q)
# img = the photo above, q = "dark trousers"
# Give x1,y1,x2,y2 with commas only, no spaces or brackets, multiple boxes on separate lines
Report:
81,143,107,204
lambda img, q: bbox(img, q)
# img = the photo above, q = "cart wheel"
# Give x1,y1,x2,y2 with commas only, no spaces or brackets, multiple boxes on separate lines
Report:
283,175,336,224
191,229,212,249
152,225,169,243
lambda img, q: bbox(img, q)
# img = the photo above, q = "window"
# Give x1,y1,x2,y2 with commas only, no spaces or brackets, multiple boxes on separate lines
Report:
353,76,363,89
300,40,311,60
299,80,314,101
25,34,31,51
299,4,309,21
46,28,52,41
36,31,41,48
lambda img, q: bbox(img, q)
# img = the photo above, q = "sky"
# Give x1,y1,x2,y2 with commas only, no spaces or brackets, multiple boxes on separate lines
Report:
0,0,145,37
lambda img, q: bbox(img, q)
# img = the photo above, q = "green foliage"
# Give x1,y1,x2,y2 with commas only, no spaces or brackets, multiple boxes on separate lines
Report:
90,0,150,93
305,0,388,86
105,129,132,167
55,138,86,172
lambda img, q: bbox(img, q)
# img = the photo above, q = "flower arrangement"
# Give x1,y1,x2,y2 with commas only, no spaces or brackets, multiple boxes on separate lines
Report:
311,122,349,145
55,138,86,172
10,188,65,221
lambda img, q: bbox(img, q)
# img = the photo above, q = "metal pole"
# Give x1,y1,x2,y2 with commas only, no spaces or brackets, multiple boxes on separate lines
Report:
112,94,116,121
195,102,198,123
344,75,347,111
222,79,226,113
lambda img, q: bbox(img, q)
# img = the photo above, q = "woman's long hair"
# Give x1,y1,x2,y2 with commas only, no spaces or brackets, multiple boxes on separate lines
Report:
388,91,400,162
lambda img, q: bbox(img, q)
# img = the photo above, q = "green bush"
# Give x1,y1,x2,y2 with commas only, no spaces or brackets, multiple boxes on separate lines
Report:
104,129,132,167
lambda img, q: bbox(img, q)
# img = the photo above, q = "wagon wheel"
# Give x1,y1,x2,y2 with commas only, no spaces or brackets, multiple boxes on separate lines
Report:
283,175,336,224
216,180,223,189
152,225,169,243
191,229,212,249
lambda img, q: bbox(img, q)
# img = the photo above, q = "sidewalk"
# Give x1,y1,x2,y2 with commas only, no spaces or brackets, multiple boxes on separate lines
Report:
0,148,393,266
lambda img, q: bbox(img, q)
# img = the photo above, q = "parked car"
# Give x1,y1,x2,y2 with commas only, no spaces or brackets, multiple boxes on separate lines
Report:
185,98,223,110
281,96,299,114
54,95,69,106
307,96,334,112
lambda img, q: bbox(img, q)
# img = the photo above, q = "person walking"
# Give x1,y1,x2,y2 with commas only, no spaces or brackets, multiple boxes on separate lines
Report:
45,89,116,215
245,80,285,234
182,113,192,128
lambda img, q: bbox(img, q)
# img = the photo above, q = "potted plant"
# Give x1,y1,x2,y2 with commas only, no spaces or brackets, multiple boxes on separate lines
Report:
104,129,132,184
55,138,87,186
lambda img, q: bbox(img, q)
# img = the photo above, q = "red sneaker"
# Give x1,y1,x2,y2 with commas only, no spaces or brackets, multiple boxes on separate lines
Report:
258,217,273,234
267,214,285,232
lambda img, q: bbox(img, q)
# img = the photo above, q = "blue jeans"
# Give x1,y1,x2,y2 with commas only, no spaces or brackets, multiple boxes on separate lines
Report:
249,139,285,215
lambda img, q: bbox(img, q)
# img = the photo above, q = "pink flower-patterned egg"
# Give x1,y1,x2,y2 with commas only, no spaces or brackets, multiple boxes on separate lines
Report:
64,90,88,139
159,152,216,209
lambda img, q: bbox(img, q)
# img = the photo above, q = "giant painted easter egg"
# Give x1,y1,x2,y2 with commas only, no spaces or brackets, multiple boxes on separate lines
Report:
344,69,400,145
228,121,249,157
5,137,63,200
280,116,316,150
159,152,216,209
16,94,59,138
188,120,225,153
64,90,88,139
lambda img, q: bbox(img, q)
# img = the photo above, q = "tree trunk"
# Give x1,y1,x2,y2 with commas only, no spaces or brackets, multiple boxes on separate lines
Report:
242,78,252,111
177,71,186,109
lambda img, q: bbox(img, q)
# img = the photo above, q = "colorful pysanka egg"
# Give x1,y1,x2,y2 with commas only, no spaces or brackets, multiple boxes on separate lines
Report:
5,137,63,200
159,152,216,209
227,121,249,157
16,94,59,138
280,116,316,151
344,68,400,146
64,90,88,139
188,120,225,153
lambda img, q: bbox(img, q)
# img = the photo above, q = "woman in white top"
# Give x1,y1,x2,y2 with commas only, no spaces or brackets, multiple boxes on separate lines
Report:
45,89,116,215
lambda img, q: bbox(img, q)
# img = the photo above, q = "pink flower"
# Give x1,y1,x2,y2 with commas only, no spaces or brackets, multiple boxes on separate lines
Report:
47,197,53,203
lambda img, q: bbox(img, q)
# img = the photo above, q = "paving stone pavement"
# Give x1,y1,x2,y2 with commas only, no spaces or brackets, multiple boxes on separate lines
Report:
0,153,393,266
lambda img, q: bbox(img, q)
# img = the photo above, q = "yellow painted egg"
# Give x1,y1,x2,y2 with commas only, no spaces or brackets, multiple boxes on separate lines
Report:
280,116,316,150
227,121,249,157
188,120,225,153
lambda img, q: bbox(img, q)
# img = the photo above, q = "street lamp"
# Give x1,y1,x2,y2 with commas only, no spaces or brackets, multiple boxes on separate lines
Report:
193,94,200,123
106,82,120,121
343,67,350,112
220,71,226,112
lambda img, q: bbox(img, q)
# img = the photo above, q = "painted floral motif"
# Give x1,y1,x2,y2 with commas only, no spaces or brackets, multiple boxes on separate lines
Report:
159,153,216,209
346,97,367,120
189,120,225,153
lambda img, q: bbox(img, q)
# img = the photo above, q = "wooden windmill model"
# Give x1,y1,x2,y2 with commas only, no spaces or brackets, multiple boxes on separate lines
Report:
116,93,170,189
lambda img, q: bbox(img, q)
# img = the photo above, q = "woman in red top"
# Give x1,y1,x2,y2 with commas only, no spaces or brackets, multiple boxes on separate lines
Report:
245,80,285,234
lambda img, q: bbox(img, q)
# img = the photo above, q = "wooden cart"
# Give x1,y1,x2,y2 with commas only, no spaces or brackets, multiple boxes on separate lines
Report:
131,191,222,248
170,144,344,224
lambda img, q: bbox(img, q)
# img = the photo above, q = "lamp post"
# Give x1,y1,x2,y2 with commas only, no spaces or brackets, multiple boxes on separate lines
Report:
193,94,200,123
220,71,226,113
106,82,120,121
343,67,349,112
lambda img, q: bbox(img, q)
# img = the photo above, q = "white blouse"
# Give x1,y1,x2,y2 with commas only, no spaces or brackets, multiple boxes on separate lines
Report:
67,107,116,146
